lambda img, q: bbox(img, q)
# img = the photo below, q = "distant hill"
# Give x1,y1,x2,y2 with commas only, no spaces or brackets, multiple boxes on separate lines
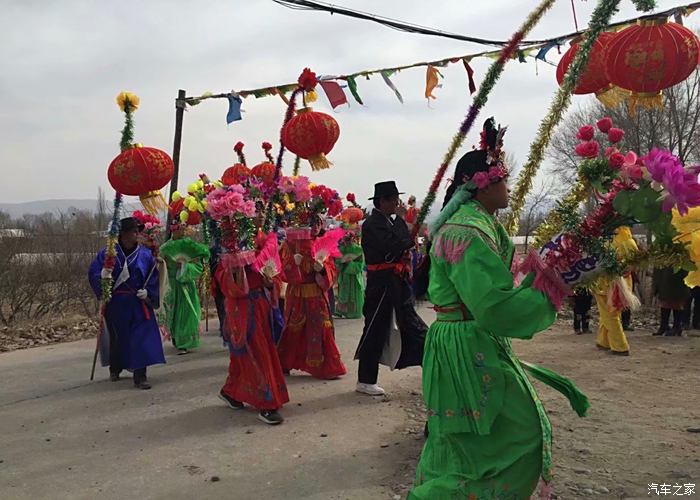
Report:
0,199,142,219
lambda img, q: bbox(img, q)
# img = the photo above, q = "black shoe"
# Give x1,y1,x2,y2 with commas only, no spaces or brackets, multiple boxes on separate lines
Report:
110,373,121,382
218,391,244,410
134,379,151,390
610,350,630,356
666,328,683,337
574,329,582,335
653,328,667,336
258,410,284,425
623,326,635,332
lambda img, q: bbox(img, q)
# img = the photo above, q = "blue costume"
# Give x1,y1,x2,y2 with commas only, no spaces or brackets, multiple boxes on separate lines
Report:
88,245,165,373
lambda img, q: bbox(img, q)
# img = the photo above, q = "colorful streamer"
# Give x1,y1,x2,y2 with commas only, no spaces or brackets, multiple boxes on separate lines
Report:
411,0,557,239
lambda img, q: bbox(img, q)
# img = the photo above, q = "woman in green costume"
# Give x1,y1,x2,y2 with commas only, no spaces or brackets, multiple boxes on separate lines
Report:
410,119,588,500
335,227,365,319
160,228,210,354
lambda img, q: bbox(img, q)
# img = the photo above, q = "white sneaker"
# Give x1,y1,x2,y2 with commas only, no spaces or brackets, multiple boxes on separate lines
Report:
356,382,386,396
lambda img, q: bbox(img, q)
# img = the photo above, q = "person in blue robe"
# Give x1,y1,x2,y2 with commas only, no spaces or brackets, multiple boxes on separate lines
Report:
88,217,165,389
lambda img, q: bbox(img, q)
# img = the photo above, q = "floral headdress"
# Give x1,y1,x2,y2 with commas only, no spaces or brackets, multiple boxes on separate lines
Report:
465,118,508,190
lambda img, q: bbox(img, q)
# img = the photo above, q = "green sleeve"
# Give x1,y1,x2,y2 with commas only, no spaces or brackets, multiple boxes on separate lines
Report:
447,236,555,339
344,258,364,276
177,261,203,284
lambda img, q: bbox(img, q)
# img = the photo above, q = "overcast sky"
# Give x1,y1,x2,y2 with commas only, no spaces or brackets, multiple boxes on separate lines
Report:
0,0,693,206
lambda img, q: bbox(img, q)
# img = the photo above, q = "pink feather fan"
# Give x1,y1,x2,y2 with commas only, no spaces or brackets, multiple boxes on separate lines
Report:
252,232,282,279
312,227,345,263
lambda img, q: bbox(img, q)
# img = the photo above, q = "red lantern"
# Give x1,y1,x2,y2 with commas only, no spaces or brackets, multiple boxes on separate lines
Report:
340,207,364,224
222,163,251,186
251,161,276,185
606,19,700,108
281,107,340,171
556,32,616,95
108,145,174,214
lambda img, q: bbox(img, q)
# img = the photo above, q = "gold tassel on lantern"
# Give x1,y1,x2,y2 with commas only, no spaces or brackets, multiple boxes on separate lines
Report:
308,154,333,171
596,85,629,109
627,91,664,116
139,190,168,215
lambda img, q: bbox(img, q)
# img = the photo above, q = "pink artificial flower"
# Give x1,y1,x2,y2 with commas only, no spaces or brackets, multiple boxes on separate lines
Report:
293,176,312,202
488,165,508,181
575,140,600,159
471,171,490,189
642,148,678,183
620,151,644,181
604,146,619,158
607,128,625,144
608,152,626,169
576,125,595,141
660,169,700,215
597,117,613,133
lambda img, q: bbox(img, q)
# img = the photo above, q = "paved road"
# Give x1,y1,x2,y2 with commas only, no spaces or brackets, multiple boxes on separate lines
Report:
0,311,431,500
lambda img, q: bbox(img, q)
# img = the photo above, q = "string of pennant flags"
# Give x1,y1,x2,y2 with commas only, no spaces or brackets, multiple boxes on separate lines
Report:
181,1,699,125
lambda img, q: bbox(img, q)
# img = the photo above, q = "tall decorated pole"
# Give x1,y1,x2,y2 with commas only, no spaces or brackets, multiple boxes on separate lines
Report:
101,92,140,304
411,0,557,239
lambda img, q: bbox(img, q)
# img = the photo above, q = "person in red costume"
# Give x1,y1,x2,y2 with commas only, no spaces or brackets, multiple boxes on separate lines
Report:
218,223,289,425
277,215,347,380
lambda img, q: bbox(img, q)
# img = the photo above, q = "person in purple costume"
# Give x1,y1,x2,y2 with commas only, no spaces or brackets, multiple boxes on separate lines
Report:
88,217,165,389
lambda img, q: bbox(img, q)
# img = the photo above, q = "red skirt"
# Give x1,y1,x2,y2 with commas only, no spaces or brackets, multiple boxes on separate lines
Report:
277,285,346,380
222,292,289,410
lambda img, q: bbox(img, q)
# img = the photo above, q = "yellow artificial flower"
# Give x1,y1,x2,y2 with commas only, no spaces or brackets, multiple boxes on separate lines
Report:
287,202,296,211
683,232,700,287
171,191,182,202
179,211,189,223
116,91,140,112
612,226,638,260
305,89,318,103
672,206,700,243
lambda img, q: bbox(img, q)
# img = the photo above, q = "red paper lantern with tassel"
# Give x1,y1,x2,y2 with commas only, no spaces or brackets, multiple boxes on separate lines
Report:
222,163,251,186
605,19,700,109
251,162,276,185
556,32,616,95
108,145,173,214
281,107,340,171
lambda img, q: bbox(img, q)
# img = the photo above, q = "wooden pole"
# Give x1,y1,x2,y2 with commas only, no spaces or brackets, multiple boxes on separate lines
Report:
166,89,186,239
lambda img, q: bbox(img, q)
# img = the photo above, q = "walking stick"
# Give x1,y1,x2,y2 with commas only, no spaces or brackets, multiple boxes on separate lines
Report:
90,312,107,381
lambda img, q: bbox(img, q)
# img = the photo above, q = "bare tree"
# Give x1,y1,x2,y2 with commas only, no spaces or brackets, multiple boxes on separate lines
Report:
547,68,700,188
519,179,556,250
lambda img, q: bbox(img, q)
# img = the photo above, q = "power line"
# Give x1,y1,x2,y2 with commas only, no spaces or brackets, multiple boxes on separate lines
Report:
272,0,700,48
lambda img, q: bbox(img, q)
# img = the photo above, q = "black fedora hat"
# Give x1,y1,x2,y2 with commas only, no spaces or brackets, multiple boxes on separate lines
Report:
120,217,145,233
369,181,405,200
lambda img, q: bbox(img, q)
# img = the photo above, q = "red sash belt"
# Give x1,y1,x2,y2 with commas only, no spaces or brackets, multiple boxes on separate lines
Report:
366,262,410,276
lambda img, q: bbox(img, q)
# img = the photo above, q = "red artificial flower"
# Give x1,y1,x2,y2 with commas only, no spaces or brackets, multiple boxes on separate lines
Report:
575,141,600,159
607,128,625,144
576,125,595,142
298,68,318,91
597,117,613,133
234,141,245,153
346,192,356,204
262,141,273,151
608,152,626,169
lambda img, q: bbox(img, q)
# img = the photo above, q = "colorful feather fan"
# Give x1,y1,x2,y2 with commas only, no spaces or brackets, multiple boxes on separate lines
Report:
312,227,345,264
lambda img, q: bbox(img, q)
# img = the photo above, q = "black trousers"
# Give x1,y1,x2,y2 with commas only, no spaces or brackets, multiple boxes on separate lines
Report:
683,287,700,328
573,313,589,331
358,285,394,384
621,309,631,329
